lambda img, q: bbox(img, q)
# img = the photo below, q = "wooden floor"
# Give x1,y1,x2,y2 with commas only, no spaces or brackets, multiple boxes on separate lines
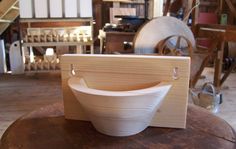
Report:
0,73,62,137
0,68,236,138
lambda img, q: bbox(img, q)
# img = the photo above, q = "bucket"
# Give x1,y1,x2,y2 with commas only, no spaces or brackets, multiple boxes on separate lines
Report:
190,82,223,113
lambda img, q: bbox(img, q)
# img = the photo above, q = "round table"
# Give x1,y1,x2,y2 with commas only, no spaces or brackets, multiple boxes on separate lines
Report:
0,102,235,149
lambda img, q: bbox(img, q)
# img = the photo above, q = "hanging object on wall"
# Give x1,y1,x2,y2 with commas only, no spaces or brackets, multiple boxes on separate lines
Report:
61,54,190,136
19,0,33,18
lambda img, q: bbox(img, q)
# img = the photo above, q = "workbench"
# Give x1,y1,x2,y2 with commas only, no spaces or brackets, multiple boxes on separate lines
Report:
0,102,235,149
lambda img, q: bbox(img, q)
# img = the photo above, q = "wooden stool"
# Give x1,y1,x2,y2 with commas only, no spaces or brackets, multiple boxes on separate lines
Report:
0,102,235,149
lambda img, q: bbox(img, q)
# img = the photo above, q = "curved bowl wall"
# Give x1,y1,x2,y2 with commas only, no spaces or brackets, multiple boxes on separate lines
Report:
68,77,171,136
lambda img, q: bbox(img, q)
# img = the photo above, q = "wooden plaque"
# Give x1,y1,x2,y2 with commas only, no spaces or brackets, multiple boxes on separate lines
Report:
61,54,190,128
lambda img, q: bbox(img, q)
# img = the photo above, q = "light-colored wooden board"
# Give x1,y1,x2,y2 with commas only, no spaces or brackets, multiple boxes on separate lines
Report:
19,0,33,18
61,54,190,129
134,16,196,54
49,0,63,18
109,8,136,24
78,0,93,18
64,0,78,18
34,0,48,18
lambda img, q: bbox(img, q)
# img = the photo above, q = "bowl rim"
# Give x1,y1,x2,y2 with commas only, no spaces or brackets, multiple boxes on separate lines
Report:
68,77,171,97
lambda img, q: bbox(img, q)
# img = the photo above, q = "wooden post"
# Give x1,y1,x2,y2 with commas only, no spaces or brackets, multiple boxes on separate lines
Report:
191,0,198,33
214,40,225,89
225,0,236,19
163,0,171,16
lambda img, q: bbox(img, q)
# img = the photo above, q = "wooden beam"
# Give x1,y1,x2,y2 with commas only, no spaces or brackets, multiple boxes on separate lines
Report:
2,9,19,21
225,0,236,19
11,6,19,10
163,0,171,16
0,19,12,23
0,0,19,36
183,0,194,23
0,0,18,18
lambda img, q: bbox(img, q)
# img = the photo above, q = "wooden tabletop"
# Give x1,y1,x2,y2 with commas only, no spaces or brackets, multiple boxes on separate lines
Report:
0,102,235,149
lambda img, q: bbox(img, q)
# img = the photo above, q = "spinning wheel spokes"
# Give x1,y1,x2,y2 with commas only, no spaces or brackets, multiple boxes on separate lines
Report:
157,35,193,57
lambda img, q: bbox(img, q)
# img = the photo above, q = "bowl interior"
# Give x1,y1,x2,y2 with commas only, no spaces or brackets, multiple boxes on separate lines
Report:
70,77,161,92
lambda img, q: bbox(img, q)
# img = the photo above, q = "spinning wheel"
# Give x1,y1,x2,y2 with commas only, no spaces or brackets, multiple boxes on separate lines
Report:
157,35,193,57
134,17,195,54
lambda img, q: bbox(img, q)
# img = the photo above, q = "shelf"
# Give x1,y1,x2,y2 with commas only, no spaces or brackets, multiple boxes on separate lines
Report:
20,18,93,23
24,70,61,74
22,41,93,47
20,17,94,54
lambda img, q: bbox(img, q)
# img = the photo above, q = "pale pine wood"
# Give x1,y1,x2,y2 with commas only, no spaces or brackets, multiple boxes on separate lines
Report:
68,77,171,136
61,54,190,129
